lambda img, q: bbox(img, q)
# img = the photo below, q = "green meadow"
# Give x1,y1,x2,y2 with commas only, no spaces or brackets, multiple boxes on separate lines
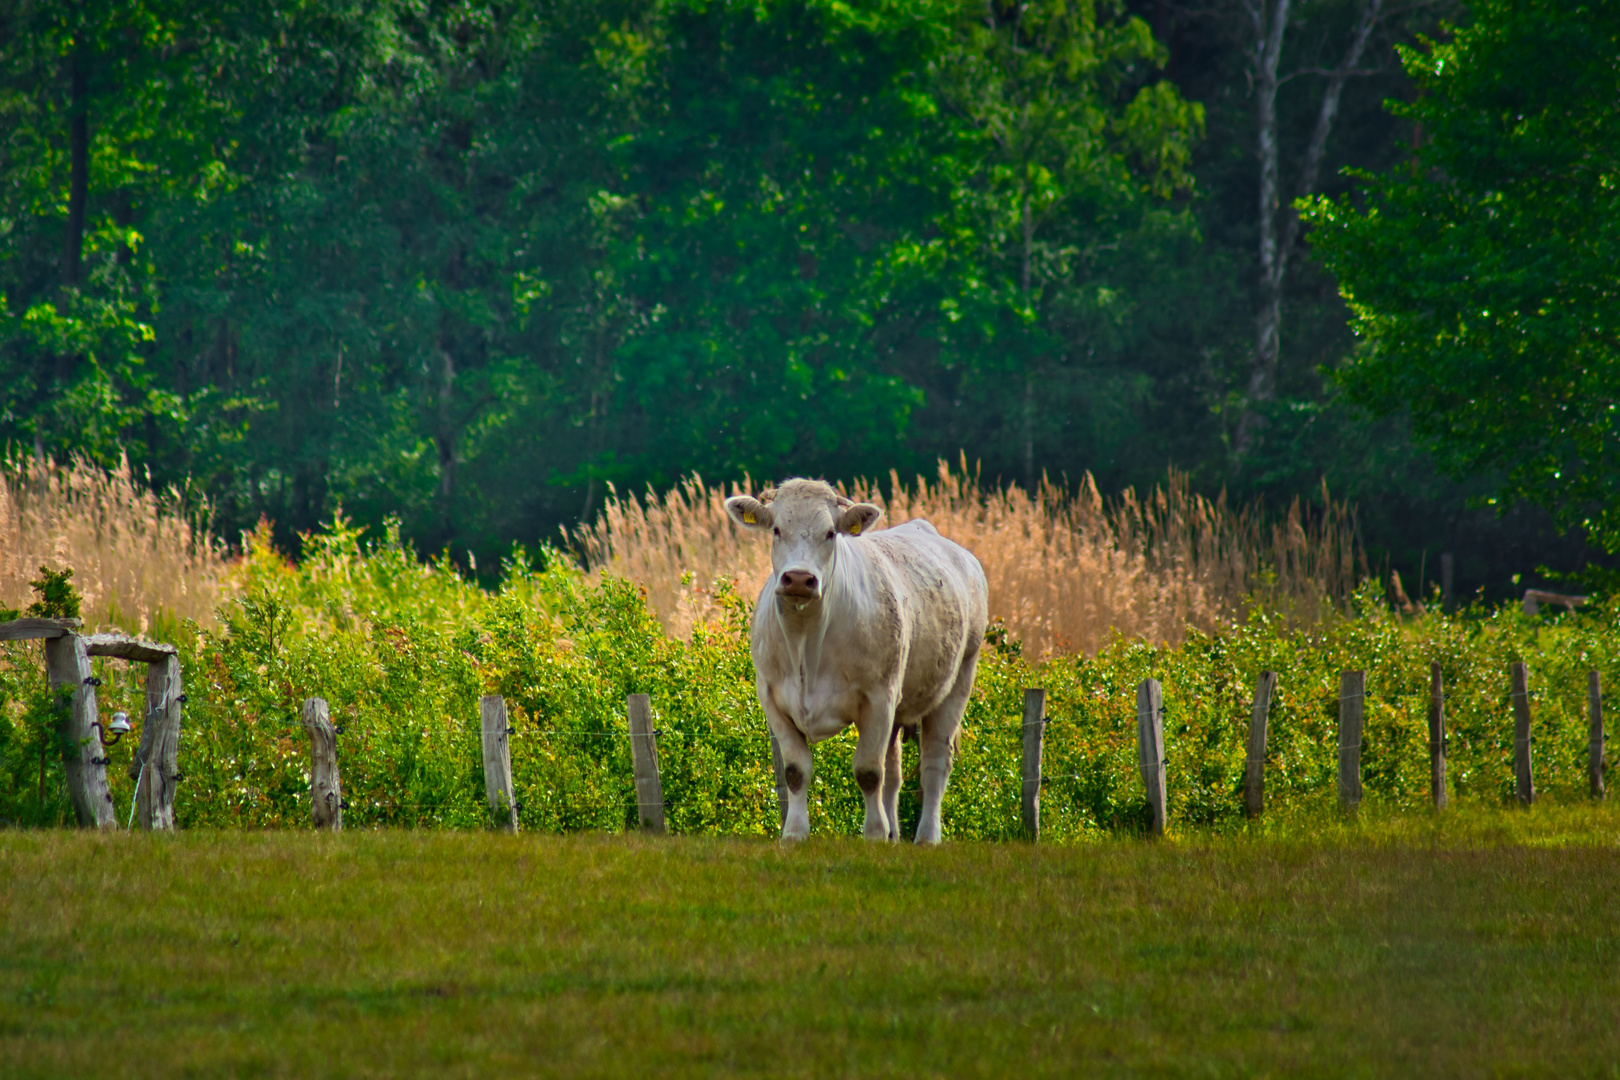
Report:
4,805,1618,1078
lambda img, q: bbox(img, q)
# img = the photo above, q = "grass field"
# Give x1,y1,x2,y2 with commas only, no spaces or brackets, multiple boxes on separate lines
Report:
3,807,1619,1078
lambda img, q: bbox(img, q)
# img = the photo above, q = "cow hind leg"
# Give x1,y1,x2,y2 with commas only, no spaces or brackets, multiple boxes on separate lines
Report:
916,644,980,845
882,724,903,842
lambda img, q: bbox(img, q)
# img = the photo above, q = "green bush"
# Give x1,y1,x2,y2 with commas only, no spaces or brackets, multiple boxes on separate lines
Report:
3,517,1615,836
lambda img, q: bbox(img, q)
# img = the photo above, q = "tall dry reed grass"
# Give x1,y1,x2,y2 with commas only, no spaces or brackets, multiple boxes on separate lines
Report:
577,460,1362,656
0,455,230,636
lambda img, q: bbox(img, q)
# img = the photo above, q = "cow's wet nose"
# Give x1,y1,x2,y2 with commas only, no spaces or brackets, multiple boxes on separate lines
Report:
779,570,818,598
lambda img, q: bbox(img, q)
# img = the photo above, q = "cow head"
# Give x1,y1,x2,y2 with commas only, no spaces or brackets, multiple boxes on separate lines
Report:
725,479,882,605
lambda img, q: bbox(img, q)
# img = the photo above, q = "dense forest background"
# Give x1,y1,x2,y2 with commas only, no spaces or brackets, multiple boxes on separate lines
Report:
0,0,1602,597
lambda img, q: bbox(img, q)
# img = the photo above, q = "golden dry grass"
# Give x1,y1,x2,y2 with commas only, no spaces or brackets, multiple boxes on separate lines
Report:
578,460,1361,656
0,454,230,635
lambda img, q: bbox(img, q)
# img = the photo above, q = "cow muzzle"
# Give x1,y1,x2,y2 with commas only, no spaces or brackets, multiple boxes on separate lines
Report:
777,569,820,599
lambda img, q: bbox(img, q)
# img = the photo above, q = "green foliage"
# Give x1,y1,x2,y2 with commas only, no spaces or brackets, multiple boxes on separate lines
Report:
71,519,1609,836
24,566,81,621
1304,0,1620,550
0,0,1203,563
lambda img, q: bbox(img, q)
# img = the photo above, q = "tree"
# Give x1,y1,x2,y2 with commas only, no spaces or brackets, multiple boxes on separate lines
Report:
1305,1,1620,550
926,0,1202,489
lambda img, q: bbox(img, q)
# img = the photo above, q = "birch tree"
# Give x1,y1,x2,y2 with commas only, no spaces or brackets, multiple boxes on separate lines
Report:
1229,0,1395,455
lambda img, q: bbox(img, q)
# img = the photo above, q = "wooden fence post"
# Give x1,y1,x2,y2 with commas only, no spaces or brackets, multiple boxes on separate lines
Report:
627,693,666,834
44,632,117,829
1243,671,1276,818
1136,679,1166,837
1428,662,1447,812
1020,688,1046,841
480,695,519,832
74,635,183,830
769,732,788,828
1590,671,1606,800
302,697,342,830
1511,662,1535,805
1337,671,1365,811
136,653,184,830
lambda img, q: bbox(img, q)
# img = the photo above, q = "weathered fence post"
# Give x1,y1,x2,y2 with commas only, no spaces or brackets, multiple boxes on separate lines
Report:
480,695,519,832
80,635,184,831
1136,679,1166,837
1337,671,1365,811
1590,671,1606,800
136,652,184,830
1428,662,1447,812
627,693,666,834
1510,662,1535,805
43,629,117,829
1020,688,1046,841
301,697,342,830
1243,671,1277,818
769,732,788,828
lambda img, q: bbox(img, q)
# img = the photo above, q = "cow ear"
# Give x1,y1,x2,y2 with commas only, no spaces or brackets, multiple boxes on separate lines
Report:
725,495,774,531
837,502,882,537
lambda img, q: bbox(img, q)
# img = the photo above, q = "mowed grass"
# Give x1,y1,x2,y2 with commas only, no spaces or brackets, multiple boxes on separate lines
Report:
3,807,1619,1078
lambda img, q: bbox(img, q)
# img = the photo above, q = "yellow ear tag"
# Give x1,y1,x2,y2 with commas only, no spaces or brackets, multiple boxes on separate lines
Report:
849,522,861,535
743,511,756,524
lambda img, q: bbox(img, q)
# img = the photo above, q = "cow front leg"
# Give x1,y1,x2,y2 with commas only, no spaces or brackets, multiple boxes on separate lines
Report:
853,693,896,841
882,724,903,842
915,644,979,845
765,695,813,841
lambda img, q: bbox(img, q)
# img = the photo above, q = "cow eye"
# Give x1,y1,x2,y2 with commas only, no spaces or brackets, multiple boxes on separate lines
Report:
772,527,780,536
826,530,835,540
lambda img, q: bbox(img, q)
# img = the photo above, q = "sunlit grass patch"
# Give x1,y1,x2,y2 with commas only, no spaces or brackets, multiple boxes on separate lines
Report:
3,808,1618,1077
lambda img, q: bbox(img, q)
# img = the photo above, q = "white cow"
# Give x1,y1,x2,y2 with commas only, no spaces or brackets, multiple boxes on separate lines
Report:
725,478,988,843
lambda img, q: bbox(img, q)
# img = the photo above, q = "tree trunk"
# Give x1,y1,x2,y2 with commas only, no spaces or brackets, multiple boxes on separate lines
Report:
1021,191,1036,491
1236,0,1382,458
1235,0,1290,458
62,37,89,295
435,344,457,537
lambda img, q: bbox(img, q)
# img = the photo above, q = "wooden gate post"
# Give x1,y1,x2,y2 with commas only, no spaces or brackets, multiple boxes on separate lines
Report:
627,694,666,834
44,631,117,829
1510,662,1535,805
77,636,185,831
1590,671,1606,800
1337,671,1365,811
136,653,184,830
302,697,342,830
1243,671,1277,818
480,695,519,832
1428,662,1447,812
769,732,788,828
1020,688,1046,841
1136,679,1166,837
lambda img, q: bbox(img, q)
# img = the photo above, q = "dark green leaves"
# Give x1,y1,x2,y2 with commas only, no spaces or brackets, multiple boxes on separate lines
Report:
1304,1,1620,550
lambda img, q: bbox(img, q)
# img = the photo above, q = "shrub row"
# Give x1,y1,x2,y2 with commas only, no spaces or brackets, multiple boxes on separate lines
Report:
3,519,1615,835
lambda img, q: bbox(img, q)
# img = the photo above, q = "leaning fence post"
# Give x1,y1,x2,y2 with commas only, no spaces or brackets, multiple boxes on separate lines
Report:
44,631,117,829
1428,662,1447,811
1338,671,1365,811
1243,671,1276,818
1136,679,1166,837
769,732,788,828
1590,671,1606,800
627,693,666,834
1020,688,1046,841
301,697,342,830
480,695,519,832
1510,662,1535,805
